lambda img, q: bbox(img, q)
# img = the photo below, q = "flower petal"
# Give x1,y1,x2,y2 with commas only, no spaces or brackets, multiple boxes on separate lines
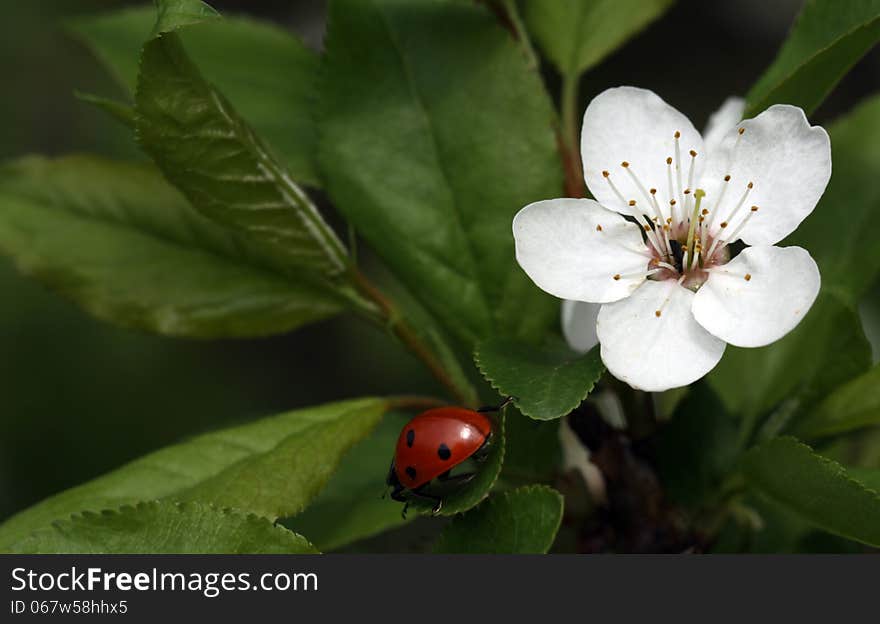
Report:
692,246,820,348
562,299,600,353
597,280,726,391
700,105,831,246
702,96,744,155
581,86,704,220
513,198,649,303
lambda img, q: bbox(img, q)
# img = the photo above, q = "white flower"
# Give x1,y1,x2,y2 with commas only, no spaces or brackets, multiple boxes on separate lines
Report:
513,87,829,391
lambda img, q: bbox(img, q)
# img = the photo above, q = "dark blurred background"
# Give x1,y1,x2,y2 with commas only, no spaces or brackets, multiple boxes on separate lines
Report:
1,0,878,524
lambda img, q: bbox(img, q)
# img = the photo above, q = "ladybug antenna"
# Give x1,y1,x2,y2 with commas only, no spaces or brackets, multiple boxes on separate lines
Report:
477,396,517,413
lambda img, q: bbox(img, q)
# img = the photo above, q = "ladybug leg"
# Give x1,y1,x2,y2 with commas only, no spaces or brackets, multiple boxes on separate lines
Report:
389,484,408,503
401,501,410,520
412,484,445,516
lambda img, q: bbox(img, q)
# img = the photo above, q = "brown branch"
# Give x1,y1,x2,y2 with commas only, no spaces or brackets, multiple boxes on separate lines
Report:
352,270,474,407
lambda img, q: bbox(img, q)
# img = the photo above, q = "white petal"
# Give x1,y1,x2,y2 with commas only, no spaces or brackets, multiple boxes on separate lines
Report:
700,105,831,246
692,246,820,348
597,280,726,391
561,299,600,353
513,198,650,303
581,86,704,220
703,96,745,155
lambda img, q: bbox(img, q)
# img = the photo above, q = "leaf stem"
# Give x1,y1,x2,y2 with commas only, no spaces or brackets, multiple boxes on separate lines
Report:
500,0,540,71
352,270,475,406
560,72,585,198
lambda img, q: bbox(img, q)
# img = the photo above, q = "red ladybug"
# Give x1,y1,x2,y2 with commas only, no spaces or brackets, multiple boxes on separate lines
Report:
386,398,512,518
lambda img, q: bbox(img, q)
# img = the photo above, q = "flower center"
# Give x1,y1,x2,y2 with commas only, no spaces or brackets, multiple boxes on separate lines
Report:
601,128,759,291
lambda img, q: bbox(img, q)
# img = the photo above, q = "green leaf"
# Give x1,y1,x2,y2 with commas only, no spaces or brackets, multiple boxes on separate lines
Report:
503,410,562,482
68,7,321,185
848,467,880,493
708,292,871,422
745,0,880,116
408,409,507,517
7,501,318,554
433,485,563,553
742,436,880,547
0,156,345,338
786,94,880,304
135,31,352,290
708,96,880,428
319,0,562,345
654,382,739,507
0,398,387,550
523,0,674,77
475,338,604,420
74,91,136,128
794,364,880,439
284,414,409,551
152,0,220,36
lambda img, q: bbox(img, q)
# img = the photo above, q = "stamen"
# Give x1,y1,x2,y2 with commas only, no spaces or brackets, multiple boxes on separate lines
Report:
603,171,628,206
687,150,697,195
623,163,664,223
706,206,759,260
717,181,754,235
613,268,662,282
641,216,667,258
666,157,678,223
674,132,684,207
711,267,753,281
654,282,680,318
682,189,705,270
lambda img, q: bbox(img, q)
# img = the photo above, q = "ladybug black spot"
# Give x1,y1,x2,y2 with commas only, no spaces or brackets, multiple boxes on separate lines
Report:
406,429,415,448
437,443,451,461
405,466,417,481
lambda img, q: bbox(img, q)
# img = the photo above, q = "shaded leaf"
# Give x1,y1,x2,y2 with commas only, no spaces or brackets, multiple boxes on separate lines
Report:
848,466,880,493
136,31,351,287
319,0,562,345
742,436,880,547
68,6,321,185
524,0,673,77
794,364,880,439
786,94,880,304
503,410,562,482
433,485,563,553
7,501,318,554
654,382,739,507
74,91,136,128
475,338,604,420
0,156,345,338
152,0,220,36
284,413,409,551
0,398,388,549
746,0,880,116
708,292,870,422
